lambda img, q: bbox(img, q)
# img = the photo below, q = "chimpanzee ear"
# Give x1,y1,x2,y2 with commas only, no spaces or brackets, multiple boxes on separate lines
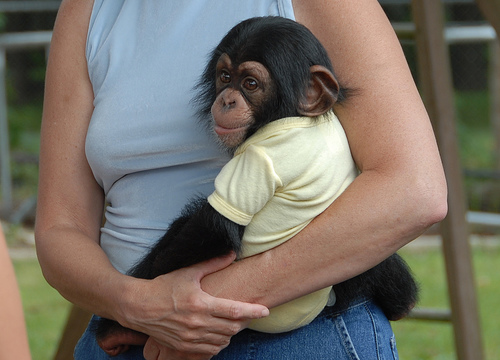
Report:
298,65,339,117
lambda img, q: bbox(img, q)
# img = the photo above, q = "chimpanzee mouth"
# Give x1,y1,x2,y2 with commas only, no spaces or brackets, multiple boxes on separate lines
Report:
214,124,249,136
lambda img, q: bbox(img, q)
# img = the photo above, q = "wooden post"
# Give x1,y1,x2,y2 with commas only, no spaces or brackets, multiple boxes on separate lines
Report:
53,306,92,360
476,0,500,36
411,0,484,359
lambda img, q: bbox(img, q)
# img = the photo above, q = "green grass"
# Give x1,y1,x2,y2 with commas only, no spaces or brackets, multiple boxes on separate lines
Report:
393,245,500,359
12,244,500,359
455,91,495,170
2,102,42,204
13,259,70,360
8,102,42,153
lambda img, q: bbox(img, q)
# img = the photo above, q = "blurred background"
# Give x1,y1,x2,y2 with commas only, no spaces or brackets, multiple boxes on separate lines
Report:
0,0,499,359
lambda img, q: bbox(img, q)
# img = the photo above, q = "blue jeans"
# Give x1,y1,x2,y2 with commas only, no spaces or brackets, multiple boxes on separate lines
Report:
74,298,399,359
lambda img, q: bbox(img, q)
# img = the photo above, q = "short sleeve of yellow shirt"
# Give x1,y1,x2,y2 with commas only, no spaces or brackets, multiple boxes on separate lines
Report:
207,144,283,226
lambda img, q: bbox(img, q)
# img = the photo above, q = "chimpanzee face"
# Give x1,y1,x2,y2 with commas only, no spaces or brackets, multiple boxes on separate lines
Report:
210,53,276,150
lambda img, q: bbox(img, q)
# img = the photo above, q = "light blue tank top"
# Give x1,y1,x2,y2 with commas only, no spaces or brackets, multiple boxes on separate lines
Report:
85,0,295,273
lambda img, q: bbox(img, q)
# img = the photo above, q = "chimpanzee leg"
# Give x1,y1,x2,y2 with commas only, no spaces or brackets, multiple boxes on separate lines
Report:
332,253,419,321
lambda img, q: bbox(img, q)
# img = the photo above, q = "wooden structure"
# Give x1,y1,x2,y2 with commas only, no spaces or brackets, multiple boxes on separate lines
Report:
48,0,494,358
53,306,92,360
411,0,484,358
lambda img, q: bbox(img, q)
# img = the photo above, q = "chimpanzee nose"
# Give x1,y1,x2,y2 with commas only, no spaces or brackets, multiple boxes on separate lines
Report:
221,89,239,108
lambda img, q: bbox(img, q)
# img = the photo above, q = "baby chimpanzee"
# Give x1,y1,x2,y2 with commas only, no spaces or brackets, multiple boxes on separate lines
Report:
94,16,418,356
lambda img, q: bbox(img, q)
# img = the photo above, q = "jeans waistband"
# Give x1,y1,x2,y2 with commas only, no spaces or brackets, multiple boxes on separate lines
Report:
319,296,371,318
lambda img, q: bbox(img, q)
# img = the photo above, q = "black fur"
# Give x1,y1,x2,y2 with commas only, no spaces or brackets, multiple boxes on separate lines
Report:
94,16,418,348
129,198,244,279
332,253,419,320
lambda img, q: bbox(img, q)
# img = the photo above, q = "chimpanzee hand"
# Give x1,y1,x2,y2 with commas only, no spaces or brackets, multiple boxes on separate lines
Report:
120,253,268,359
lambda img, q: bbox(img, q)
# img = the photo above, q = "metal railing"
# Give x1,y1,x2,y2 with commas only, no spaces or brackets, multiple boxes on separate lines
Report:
0,1,60,13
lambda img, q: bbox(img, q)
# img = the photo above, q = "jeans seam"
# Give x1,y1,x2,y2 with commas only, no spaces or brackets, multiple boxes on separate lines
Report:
363,302,382,360
247,331,257,360
326,298,371,318
390,335,399,360
333,315,360,360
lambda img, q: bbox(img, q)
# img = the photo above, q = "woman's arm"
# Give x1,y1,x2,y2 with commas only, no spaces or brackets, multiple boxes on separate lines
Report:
0,225,31,359
201,0,447,308
35,0,267,356
35,0,116,318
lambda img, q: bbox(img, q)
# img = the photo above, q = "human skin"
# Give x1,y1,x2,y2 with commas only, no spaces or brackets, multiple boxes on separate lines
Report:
0,225,32,360
35,0,448,359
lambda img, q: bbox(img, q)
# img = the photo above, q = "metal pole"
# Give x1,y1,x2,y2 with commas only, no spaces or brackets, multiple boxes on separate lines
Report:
0,48,12,213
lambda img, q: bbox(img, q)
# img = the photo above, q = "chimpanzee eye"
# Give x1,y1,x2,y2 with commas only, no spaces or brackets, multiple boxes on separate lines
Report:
220,71,231,83
243,78,258,91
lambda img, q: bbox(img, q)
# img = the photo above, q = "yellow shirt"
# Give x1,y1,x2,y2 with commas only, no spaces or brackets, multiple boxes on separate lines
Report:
208,111,358,333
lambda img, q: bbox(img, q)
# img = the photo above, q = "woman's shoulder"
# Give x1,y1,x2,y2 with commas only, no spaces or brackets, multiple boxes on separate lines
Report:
53,0,94,46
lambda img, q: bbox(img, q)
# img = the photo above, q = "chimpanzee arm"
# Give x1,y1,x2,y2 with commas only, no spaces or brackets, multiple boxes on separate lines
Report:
129,197,244,280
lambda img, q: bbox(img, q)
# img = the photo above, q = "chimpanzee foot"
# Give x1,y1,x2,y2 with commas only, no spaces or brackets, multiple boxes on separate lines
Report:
97,329,149,357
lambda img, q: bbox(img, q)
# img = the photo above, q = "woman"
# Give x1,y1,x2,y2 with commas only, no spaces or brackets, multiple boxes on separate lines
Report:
35,0,447,359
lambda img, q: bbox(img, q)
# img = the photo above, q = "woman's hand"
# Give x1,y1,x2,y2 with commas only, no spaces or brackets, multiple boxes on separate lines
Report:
118,253,267,358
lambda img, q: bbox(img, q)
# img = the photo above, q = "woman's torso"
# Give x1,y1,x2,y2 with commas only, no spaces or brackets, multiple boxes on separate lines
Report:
85,0,295,273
